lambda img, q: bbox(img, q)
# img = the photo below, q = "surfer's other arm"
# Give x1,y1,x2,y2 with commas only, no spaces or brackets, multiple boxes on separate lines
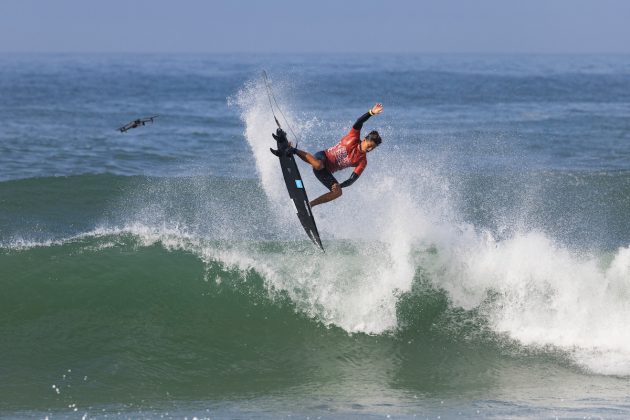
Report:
339,172,360,188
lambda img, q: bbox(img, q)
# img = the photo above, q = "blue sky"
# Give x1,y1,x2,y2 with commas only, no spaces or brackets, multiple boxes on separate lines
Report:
1,0,629,53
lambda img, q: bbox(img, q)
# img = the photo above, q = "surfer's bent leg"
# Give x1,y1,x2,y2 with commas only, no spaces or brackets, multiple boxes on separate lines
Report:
310,183,342,207
310,160,342,207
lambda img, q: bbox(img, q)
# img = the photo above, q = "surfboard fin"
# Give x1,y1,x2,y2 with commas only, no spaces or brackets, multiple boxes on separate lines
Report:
270,147,296,157
272,128,288,142
271,128,294,156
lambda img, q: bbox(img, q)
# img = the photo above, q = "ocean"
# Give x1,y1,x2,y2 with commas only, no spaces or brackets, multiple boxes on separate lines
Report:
1,54,629,419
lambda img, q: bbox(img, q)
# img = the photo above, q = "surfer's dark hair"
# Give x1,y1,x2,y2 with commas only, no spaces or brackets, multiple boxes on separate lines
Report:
366,130,382,145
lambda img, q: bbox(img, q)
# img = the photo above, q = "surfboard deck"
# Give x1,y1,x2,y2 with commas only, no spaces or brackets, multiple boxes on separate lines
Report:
271,129,324,251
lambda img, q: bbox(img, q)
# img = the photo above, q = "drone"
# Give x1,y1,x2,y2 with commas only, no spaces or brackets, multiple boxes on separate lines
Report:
118,115,159,133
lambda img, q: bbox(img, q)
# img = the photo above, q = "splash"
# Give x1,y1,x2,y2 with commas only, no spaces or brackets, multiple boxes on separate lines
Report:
228,74,437,332
227,73,630,376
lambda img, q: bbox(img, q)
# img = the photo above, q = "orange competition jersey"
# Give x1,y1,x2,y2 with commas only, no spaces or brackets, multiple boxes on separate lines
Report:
323,128,367,175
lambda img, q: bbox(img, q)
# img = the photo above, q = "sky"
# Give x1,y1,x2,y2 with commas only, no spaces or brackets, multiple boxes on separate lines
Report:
1,0,629,54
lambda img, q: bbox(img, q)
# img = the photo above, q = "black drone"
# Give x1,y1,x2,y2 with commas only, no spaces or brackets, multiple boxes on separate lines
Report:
118,115,159,133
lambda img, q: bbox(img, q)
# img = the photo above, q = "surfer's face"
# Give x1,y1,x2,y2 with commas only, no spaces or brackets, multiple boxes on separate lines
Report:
363,139,379,153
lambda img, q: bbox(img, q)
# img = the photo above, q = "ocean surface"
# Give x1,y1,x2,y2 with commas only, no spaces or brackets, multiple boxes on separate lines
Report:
1,54,629,419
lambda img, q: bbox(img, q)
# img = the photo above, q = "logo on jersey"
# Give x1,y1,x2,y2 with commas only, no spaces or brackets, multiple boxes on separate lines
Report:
328,144,351,170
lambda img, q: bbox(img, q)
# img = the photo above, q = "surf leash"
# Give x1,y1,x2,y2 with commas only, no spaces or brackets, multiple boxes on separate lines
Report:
262,70,301,148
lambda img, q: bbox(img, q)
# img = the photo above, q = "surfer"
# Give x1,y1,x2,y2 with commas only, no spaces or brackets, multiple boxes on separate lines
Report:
286,103,383,207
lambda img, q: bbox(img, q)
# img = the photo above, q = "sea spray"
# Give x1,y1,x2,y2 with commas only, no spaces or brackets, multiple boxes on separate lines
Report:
229,73,630,375
428,228,630,375
229,74,434,332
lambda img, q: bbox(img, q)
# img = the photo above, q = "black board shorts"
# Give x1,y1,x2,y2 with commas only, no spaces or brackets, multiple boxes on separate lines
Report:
313,151,338,191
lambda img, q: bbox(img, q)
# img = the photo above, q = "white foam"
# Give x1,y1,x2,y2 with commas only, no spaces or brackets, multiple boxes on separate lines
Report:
229,78,284,204
228,74,435,333
229,73,630,375
430,229,630,376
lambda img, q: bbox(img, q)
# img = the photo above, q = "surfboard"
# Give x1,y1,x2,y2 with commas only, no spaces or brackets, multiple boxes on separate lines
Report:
271,129,324,251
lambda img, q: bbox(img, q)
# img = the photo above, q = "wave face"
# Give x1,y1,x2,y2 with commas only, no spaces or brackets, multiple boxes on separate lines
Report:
2,223,630,415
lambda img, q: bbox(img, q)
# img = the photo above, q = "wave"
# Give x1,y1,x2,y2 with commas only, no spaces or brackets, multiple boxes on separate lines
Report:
1,74,629,389
1,223,629,380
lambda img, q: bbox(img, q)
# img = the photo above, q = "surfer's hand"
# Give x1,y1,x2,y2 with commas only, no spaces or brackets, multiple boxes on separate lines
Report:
370,103,383,115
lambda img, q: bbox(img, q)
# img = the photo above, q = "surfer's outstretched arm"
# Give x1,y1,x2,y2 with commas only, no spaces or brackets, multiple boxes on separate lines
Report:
353,112,372,130
353,103,383,130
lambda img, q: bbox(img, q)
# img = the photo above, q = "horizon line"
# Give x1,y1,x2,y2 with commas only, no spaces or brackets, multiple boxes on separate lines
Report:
2,51,630,56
